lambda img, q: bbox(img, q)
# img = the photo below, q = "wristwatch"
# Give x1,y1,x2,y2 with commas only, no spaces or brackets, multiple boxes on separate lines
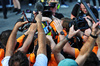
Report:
59,31,64,35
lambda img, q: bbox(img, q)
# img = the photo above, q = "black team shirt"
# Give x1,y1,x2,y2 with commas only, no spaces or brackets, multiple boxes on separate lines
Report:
71,3,99,19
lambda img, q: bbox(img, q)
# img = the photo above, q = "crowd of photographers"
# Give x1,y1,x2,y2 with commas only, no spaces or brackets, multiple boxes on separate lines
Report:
1,0,100,66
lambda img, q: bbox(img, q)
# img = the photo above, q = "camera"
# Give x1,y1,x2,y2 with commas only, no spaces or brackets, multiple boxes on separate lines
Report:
42,2,57,18
49,2,57,8
23,9,35,23
69,16,89,30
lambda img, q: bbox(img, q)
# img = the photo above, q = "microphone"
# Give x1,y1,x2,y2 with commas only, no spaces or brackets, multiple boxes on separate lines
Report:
35,2,44,12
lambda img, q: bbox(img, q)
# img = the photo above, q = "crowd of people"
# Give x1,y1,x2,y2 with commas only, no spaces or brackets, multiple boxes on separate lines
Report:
0,0,100,66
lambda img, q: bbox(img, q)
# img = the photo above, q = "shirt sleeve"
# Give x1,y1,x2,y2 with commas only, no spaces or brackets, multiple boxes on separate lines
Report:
1,56,11,66
71,3,80,17
17,34,25,48
34,54,48,66
75,48,80,58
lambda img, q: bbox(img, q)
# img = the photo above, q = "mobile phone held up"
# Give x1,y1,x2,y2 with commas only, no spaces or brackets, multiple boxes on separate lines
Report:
22,9,36,23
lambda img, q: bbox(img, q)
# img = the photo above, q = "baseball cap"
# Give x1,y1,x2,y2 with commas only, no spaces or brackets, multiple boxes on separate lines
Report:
58,59,78,66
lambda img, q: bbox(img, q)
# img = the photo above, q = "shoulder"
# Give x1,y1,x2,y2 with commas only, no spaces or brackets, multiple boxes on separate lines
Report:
74,3,80,8
72,3,80,12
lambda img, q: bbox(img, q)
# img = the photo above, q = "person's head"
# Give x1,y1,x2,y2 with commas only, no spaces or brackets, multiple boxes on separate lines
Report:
83,52,99,66
49,3,57,14
0,30,12,48
80,0,90,14
61,17,73,32
82,28,91,42
9,51,29,66
48,0,58,15
58,58,78,66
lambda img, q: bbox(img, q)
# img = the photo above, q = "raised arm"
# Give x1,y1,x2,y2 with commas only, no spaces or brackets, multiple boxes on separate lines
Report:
35,13,47,56
75,22,100,66
5,21,28,56
17,23,37,53
52,25,80,63
96,30,100,60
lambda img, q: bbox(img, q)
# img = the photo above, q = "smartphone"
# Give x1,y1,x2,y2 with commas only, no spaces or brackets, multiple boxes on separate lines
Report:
22,9,34,23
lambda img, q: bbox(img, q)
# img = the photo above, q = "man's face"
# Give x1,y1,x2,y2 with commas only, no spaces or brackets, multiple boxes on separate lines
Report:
80,3,90,14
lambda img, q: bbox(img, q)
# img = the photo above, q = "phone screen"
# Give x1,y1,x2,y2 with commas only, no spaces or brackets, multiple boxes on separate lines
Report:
25,13,32,18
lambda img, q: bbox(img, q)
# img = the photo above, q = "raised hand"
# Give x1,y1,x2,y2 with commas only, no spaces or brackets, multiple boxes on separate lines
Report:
53,19,63,33
68,25,80,39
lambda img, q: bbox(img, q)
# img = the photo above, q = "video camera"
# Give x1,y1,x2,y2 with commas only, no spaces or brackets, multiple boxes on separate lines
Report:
42,2,57,18
69,16,89,30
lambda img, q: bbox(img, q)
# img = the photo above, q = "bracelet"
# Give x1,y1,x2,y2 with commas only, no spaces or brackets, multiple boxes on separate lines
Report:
90,33,97,39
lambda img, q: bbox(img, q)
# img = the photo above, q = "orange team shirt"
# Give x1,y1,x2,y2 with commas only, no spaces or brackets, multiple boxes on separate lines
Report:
26,53,58,66
0,49,4,66
0,34,25,66
17,34,25,49
75,46,98,58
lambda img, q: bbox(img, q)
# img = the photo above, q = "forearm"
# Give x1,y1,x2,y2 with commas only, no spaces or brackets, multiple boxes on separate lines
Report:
80,32,96,55
5,27,18,56
97,35,100,60
37,20,46,55
52,38,67,63
75,32,96,66
37,21,46,45
53,38,67,54
21,32,35,53
63,42,75,57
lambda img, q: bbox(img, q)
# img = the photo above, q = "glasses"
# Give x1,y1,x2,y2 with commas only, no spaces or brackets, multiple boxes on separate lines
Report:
83,33,89,37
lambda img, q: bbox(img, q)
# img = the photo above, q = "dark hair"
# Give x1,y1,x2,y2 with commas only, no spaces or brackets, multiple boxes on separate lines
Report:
0,30,12,48
22,35,36,53
61,17,72,32
34,44,51,61
81,0,90,4
0,42,5,50
83,52,99,66
9,51,29,66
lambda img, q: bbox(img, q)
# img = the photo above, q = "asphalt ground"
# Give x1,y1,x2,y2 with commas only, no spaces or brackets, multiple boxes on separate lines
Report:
0,0,100,38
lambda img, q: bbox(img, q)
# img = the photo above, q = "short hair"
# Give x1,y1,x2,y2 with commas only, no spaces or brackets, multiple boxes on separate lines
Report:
61,17,72,32
9,51,29,66
83,52,99,66
0,42,5,50
0,30,12,47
